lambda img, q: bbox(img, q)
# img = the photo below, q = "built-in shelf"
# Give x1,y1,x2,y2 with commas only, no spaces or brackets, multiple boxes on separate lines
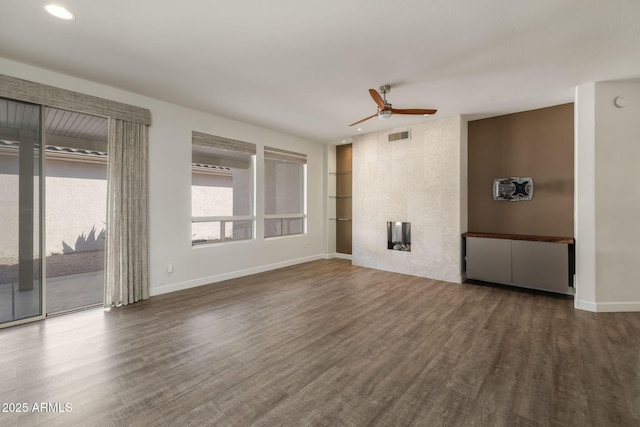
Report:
332,145,352,255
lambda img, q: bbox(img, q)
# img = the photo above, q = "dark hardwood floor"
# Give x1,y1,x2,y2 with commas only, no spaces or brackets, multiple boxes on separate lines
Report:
1,259,639,426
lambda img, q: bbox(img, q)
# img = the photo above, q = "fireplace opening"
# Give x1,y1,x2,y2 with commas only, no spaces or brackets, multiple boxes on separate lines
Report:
387,222,411,251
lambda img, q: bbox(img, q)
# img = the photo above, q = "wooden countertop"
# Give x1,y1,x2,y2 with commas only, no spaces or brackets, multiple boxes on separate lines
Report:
462,232,574,244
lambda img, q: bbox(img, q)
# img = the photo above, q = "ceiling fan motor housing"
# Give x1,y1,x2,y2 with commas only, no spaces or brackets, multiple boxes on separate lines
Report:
379,85,392,120
378,109,392,119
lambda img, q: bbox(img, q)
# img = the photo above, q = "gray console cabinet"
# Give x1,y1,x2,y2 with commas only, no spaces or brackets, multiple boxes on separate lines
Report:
465,237,511,285
465,235,571,294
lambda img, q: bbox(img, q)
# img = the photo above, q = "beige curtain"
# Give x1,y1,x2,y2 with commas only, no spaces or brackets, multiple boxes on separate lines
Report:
105,119,149,307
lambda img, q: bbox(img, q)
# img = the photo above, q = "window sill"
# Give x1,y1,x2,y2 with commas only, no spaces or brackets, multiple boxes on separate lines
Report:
263,233,306,241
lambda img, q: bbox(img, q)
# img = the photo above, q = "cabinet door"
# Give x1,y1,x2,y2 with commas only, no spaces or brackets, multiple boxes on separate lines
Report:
465,237,512,285
511,240,569,293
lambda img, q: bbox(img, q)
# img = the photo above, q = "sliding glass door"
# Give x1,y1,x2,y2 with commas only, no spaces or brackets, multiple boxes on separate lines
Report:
0,100,109,326
44,107,107,314
0,98,43,325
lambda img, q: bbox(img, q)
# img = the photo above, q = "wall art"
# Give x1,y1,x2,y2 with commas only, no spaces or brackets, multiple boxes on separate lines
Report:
493,177,534,201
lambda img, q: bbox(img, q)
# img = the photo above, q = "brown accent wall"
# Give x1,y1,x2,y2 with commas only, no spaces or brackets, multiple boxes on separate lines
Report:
468,103,574,237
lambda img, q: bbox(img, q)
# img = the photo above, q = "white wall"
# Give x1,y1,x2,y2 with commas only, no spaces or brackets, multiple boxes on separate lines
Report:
574,83,597,309
0,57,327,296
352,116,467,283
575,80,640,312
0,155,107,257
45,158,107,255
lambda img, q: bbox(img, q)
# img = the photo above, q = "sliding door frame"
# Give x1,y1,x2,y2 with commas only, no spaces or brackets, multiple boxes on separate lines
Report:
1,103,110,328
0,99,46,328
0,74,151,327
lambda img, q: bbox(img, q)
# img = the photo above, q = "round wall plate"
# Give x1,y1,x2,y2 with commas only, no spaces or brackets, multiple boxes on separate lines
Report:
615,96,628,108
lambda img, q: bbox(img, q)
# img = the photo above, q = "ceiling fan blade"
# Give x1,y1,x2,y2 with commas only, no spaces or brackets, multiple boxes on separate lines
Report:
369,89,385,109
390,108,437,115
349,112,378,126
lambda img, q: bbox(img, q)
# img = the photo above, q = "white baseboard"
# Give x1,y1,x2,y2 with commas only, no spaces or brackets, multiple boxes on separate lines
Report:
575,299,640,312
327,252,353,261
151,254,326,297
574,299,598,312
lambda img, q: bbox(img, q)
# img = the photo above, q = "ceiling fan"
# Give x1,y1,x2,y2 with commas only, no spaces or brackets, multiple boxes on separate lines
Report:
349,85,437,126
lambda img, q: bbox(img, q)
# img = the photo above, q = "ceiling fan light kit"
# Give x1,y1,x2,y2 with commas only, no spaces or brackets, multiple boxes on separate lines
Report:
378,110,392,120
349,85,437,127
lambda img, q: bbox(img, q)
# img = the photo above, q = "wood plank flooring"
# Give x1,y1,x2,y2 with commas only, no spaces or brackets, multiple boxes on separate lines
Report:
1,259,639,426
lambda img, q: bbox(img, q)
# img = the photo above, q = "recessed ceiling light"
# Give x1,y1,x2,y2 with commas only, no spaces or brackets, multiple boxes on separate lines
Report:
357,128,362,132
44,4,75,20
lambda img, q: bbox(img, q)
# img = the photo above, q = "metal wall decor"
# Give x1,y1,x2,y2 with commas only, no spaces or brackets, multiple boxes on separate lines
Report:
493,177,534,201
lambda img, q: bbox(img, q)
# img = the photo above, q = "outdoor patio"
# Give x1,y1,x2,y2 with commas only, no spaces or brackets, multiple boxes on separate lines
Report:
0,251,104,322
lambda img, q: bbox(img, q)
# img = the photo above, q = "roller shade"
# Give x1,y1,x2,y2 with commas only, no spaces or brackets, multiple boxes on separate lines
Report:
192,131,256,155
264,146,307,164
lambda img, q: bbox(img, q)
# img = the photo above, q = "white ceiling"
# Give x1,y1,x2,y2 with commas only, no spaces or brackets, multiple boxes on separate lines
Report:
1,1,639,143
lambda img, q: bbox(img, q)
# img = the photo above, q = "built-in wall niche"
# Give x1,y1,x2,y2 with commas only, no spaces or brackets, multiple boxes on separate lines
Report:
331,143,352,255
387,222,411,251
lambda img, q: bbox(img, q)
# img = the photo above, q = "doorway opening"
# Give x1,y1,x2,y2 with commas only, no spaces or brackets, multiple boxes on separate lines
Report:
44,107,108,314
0,101,109,327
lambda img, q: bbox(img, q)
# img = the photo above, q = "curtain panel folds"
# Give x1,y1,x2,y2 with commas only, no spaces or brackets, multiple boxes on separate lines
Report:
105,119,150,307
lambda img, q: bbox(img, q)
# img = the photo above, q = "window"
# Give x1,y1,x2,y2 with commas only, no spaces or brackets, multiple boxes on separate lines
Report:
191,132,255,245
264,146,306,238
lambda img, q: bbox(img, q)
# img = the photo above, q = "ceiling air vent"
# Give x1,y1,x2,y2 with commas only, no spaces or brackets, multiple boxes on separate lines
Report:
388,130,411,142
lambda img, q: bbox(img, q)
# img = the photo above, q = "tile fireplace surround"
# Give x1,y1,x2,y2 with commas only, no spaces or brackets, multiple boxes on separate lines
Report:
352,116,467,283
